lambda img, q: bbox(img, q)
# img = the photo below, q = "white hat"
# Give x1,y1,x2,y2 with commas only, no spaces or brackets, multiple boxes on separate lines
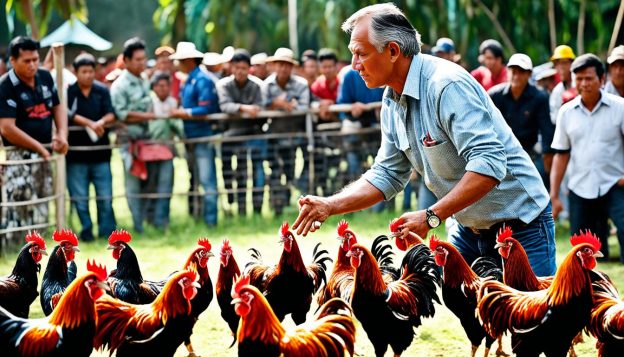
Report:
535,68,557,81
250,52,267,66
507,53,533,71
221,46,235,62
203,52,225,66
607,45,624,65
169,42,204,60
266,47,299,65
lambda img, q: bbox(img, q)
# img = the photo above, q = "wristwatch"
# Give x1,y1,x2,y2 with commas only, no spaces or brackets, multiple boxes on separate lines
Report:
426,208,441,229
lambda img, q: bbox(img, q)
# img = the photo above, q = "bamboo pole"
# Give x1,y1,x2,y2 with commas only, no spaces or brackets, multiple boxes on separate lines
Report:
609,0,624,54
52,43,66,230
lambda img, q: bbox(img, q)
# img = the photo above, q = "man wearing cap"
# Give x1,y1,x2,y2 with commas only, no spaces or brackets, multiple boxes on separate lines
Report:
262,47,310,214
535,68,558,93
432,37,461,64
549,45,576,124
153,45,181,101
471,39,508,91
293,4,556,277
250,53,269,80
550,54,624,262
606,45,624,97
202,52,225,84
489,53,556,189
169,42,220,227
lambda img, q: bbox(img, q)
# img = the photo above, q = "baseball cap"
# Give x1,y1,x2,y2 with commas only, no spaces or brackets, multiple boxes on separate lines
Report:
507,53,533,71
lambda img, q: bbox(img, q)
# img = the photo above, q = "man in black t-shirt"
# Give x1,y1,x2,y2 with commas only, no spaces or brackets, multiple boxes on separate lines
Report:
0,36,68,243
66,53,117,241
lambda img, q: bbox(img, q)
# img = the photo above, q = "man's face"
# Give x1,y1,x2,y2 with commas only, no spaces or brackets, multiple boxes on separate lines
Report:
348,17,393,88
509,66,531,91
575,66,603,99
76,65,95,88
232,61,250,84
156,54,173,72
303,59,318,78
178,58,196,74
609,60,624,88
319,59,337,80
482,49,501,71
125,49,146,76
252,63,268,79
275,61,293,82
152,79,170,100
554,59,573,81
10,49,39,81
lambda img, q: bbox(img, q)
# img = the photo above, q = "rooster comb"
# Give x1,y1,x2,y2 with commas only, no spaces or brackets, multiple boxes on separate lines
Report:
108,229,132,245
53,229,79,246
86,259,107,281
197,238,212,251
280,221,290,237
234,275,250,295
570,229,601,252
25,231,46,250
179,268,199,283
337,220,349,236
496,226,513,243
428,234,442,250
389,218,404,233
221,239,232,251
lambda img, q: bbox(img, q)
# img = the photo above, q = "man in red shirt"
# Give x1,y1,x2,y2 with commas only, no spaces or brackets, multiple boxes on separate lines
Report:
311,49,340,120
471,39,508,91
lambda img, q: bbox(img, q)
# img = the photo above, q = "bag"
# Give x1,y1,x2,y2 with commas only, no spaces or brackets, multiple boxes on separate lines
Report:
135,142,174,162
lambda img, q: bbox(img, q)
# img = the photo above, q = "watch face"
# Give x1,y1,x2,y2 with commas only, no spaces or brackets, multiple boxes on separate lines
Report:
428,215,441,228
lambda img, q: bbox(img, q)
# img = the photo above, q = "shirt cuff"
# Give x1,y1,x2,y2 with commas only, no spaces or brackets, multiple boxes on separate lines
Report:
186,108,193,117
362,169,408,201
465,156,506,182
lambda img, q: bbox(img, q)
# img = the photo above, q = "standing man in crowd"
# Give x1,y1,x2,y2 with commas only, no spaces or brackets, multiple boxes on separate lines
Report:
294,3,556,276
431,37,461,64
110,37,157,233
299,49,319,86
311,48,340,120
153,46,181,102
217,49,266,216
606,45,624,97
169,42,220,227
549,45,576,124
489,53,555,189
250,53,269,80
0,36,68,240
550,54,624,262
471,39,508,91
66,53,116,241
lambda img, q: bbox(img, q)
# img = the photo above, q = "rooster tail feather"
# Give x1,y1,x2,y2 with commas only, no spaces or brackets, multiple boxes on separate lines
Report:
372,235,395,267
470,256,503,282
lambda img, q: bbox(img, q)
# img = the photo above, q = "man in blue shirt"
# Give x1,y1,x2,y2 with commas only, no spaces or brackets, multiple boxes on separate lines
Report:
293,3,556,276
170,42,219,226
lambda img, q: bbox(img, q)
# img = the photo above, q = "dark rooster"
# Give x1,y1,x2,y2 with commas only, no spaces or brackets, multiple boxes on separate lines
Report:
216,239,241,344
245,221,331,324
0,231,47,318
347,240,440,357
586,271,623,357
233,275,356,357
428,235,506,357
106,230,163,304
0,259,108,357
478,230,603,356
40,229,80,316
95,269,200,357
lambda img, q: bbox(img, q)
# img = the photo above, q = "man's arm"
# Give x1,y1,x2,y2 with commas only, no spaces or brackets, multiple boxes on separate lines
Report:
0,118,50,158
52,104,68,155
549,152,570,219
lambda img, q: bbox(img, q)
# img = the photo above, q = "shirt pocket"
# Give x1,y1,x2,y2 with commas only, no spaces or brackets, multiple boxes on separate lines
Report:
422,140,466,179
598,118,623,143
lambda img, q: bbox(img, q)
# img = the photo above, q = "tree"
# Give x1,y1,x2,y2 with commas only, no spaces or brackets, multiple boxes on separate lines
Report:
5,0,88,40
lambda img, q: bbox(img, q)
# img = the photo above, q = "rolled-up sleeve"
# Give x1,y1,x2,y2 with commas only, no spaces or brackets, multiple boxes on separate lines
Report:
362,106,412,199
438,81,507,182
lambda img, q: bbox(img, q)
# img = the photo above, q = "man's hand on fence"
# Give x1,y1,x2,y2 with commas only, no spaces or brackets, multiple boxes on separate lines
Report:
52,135,68,155
240,104,261,117
170,108,191,119
91,120,106,137
292,195,332,236
351,102,366,118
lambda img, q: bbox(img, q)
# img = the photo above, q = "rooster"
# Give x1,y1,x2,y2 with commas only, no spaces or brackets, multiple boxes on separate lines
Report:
587,271,624,357
216,239,241,344
347,239,440,357
0,259,108,357
40,229,80,316
95,269,201,357
478,230,603,356
0,231,47,318
245,222,331,324
106,229,163,304
389,217,425,251
429,235,506,357
233,275,356,357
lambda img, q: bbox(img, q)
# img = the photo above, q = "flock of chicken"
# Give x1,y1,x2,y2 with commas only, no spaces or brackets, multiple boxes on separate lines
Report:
0,219,622,357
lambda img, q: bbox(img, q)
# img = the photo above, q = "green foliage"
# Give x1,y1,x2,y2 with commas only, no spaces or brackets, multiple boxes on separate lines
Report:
5,0,87,39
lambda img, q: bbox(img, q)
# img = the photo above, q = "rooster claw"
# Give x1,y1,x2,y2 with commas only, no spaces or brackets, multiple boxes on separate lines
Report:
187,353,200,357
495,349,510,357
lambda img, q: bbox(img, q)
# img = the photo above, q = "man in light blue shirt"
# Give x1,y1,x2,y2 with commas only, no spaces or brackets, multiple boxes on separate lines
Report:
293,3,556,276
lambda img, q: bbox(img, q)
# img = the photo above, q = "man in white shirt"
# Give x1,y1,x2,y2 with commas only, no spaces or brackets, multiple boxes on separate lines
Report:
605,45,624,97
550,54,624,262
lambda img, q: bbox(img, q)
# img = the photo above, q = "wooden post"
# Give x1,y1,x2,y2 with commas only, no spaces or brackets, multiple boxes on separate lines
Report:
52,43,66,230
305,112,315,194
288,0,299,56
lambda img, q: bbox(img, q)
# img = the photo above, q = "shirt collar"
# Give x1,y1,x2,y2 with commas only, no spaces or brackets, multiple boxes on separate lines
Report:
188,66,201,80
383,54,421,105
573,90,610,111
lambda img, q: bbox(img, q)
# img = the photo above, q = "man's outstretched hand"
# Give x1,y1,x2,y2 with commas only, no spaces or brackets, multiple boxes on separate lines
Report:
292,195,333,236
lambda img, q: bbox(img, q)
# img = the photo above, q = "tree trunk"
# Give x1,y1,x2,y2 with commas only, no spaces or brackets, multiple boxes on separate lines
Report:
20,0,39,40
577,0,586,55
474,0,516,53
548,0,556,51
610,0,624,54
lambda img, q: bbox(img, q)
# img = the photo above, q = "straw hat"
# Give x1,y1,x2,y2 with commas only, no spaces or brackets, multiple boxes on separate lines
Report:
203,52,225,66
169,42,204,60
266,48,299,65
250,52,268,66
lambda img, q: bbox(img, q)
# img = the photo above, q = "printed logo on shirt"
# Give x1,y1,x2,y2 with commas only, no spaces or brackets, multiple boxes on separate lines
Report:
198,100,210,106
26,103,51,119
6,99,16,108
42,85,52,99
20,92,29,101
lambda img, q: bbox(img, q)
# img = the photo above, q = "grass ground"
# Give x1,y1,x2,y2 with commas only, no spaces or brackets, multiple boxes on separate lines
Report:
1,207,623,356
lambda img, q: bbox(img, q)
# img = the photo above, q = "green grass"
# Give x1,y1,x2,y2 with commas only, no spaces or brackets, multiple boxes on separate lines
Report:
1,207,623,356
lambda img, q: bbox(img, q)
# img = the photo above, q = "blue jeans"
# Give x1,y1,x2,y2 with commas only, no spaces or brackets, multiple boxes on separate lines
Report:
569,184,624,262
191,143,218,225
66,161,116,239
449,203,557,276
145,160,174,228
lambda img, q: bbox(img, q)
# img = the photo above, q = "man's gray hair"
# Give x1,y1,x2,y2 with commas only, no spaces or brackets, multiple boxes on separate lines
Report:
342,3,421,57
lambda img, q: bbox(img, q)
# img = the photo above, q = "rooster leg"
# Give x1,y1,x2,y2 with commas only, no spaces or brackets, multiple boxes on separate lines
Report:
568,346,577,357
483,347,490,357
185,340,198,357
495,337,509,357
471,345,478,357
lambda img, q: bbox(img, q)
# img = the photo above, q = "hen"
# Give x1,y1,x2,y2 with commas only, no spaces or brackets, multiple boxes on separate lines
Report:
216,239,241,344
40,229,79,316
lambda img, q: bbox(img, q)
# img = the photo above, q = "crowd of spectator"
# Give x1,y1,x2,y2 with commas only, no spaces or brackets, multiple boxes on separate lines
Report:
0,33,622,262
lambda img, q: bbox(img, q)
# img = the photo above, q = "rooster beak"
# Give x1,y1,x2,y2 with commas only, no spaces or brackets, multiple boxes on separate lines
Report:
207,251,215,258
192,281,201,288
72,246,81,252
107,245,115,250
231,298,241,305
41,249,48,256
594,251,604,258
494,242,504,249
98,282,110,291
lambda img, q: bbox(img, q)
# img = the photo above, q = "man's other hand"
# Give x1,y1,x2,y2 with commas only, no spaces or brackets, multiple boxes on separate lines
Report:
292,195,332,236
